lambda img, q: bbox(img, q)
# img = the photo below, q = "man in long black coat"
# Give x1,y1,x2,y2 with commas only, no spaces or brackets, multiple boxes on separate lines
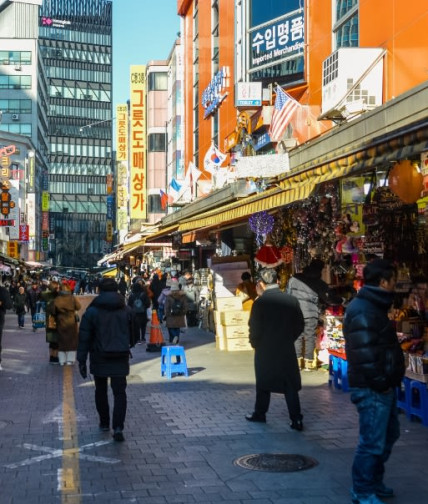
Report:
246,268,305,430
77,278,137,442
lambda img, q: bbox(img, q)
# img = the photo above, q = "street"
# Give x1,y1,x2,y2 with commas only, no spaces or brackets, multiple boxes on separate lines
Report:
0,311,427,504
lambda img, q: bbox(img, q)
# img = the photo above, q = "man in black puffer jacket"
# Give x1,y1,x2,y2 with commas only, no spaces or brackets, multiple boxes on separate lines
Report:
343,259,404,504
77,278,137,442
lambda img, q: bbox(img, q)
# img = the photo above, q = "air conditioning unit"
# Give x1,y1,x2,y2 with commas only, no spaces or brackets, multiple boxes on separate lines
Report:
11,114,19,121
321,48,384,116
15,65,22,71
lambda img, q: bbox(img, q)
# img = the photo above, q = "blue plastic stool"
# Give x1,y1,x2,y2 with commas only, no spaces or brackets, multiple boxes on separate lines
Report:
328,354,349,392
396,377,411,419
161,345,188,379
409,379,428,426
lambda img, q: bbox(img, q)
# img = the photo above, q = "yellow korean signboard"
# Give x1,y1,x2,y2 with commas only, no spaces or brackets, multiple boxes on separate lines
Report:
129,65,146,220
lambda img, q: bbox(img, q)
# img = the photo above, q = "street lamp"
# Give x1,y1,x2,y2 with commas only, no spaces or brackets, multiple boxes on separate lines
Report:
79,117,115,133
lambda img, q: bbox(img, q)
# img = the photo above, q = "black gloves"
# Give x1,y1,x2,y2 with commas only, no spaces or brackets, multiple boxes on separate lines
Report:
78,362,87,379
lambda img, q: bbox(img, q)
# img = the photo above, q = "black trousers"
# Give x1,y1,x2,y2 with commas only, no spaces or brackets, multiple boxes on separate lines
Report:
0,310,4,362
254,387,302,422
135,313,148,341
94,376,127,430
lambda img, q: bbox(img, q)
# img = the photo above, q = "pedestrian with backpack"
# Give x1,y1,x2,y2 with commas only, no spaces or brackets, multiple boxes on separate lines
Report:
127,281,151,344
77,278,138,442
164,280,188,344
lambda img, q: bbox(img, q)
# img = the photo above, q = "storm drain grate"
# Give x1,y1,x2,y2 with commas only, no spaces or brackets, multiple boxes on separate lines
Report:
234,453,318,472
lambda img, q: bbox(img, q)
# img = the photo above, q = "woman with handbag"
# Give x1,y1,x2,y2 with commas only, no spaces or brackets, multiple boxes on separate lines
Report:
53,284,81,366
41,280,60,364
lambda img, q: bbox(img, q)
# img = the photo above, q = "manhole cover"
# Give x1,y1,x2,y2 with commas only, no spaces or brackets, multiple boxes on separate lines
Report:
234,453,318,472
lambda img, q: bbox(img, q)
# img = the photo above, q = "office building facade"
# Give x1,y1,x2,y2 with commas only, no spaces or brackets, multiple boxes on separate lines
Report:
39,0,113,267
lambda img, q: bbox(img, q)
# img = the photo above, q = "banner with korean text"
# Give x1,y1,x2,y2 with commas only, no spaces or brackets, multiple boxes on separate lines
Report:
115,104,129,233
129,65,147,220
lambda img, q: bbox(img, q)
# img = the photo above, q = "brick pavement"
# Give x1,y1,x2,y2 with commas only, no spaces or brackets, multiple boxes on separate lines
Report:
0,310,428,503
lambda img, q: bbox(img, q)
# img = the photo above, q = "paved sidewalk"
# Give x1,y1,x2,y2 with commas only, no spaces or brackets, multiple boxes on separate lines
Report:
0,311,428,503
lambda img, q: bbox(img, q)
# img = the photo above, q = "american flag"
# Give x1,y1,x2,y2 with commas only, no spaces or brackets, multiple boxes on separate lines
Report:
268,86,299,142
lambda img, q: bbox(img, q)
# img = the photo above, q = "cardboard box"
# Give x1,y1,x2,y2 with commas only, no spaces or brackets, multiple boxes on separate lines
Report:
220,310,250,326
213,310,222,327
226,337,253,352
223,324,249,339
215,296,243,312
216,334,227,351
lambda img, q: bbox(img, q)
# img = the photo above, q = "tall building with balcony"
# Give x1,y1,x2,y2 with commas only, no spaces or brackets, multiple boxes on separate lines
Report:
39,0,113,267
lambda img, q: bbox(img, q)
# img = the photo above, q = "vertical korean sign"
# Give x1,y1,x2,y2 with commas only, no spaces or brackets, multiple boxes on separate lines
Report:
115,104,129,232
130,65,147,220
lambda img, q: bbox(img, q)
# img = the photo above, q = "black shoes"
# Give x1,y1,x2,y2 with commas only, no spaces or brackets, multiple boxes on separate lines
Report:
99,424,110,432
113,427,125,442
245,413,266,423
290,419,304,431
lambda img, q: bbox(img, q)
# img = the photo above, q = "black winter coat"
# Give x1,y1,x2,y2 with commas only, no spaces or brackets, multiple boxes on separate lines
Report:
249,286,304,394
343,285,405,392
77,291,137,377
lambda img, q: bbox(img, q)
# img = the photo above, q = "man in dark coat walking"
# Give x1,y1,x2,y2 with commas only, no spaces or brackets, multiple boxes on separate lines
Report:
77,278,137,442
246,268,305,430
343,259,404,504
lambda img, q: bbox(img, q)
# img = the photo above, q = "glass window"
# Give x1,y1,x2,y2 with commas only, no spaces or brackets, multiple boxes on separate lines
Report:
148,133,166,152
335,1,359,48
148,72,168,91
250,0,300,28
148,194,162,213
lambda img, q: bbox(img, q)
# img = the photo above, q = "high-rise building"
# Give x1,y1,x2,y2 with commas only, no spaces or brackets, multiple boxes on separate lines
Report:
39,0,113,267
0,0,49,262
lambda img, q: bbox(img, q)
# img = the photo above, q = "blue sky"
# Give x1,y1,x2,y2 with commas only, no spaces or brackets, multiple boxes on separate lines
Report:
112,0,181,108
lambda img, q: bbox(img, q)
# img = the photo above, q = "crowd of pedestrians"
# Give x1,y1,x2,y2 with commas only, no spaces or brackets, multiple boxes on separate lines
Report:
0,260,411,501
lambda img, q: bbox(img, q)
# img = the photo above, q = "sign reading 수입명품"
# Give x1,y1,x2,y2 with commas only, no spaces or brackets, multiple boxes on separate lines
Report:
249,10,304,70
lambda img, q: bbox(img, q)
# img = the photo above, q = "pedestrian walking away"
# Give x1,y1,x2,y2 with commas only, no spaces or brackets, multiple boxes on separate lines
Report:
164,280,188,346
343,259,405,504
246,268,305,430
26,280,41,332
127,280,151,344
41,280,61,364
77,277,137,442
52,284,81,366
13,286,27,330
0,283,13,370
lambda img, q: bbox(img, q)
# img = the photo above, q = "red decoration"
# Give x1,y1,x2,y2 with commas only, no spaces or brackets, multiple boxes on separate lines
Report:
255,243,283,268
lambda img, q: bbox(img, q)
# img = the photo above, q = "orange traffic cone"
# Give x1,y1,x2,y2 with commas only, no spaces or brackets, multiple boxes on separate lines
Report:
146,309,165,352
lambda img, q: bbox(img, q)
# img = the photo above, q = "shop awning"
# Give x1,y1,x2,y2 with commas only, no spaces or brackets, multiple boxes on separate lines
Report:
178,181,315,232
144,224,179,243
101,267,117,277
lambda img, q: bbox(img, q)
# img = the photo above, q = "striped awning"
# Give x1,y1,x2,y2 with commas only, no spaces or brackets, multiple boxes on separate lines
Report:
178,181,315,232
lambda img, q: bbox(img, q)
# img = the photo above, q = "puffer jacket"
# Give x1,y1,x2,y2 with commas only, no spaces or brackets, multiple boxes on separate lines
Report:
77,291,137,377
343,285,405,392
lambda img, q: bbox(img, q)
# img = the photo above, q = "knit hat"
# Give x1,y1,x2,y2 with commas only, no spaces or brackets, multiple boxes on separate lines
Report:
170,280,180,291
99,278,118,292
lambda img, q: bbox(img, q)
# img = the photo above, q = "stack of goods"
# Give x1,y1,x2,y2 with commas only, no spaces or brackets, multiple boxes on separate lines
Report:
324,305,346,356
213,296,252,352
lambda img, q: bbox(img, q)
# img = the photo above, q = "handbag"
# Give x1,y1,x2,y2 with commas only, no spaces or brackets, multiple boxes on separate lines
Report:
47,314,57,330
